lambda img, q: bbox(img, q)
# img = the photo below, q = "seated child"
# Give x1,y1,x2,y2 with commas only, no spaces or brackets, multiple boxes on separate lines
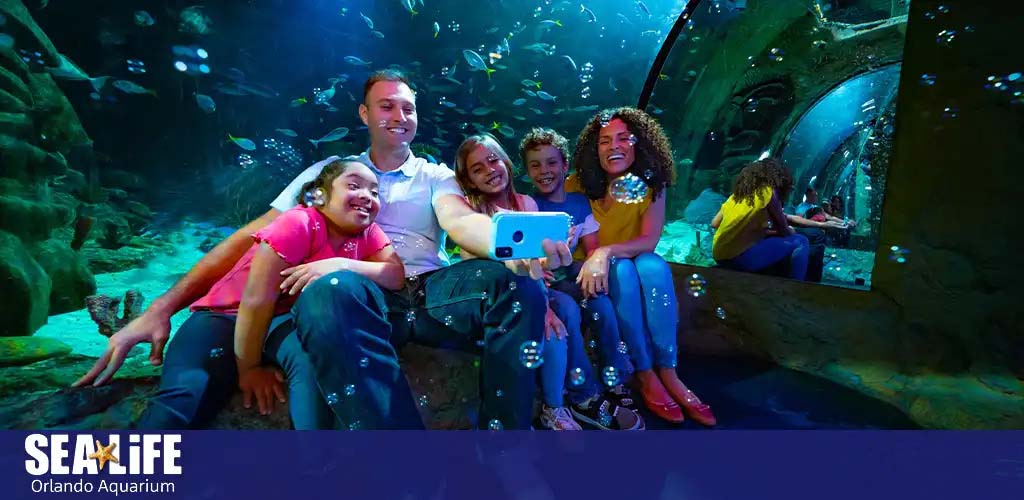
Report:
138,160,404,429
454,133,642,431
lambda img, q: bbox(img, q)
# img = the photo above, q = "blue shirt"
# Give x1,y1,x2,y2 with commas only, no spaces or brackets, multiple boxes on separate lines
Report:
271,151,464,277
534,192,598,255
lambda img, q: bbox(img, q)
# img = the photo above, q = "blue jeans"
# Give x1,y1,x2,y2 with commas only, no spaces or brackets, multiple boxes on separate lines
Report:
293,259,546,430
540,290,600,407
608,253,679,371
550,262,635,380
138,311,332,430
717,233,810,280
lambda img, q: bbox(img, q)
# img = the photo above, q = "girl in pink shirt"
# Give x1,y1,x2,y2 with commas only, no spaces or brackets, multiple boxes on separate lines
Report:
138,159,403,429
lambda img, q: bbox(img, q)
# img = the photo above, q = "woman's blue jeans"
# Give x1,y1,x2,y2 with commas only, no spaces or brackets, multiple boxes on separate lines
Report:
717,233,810,281
607,252,679,371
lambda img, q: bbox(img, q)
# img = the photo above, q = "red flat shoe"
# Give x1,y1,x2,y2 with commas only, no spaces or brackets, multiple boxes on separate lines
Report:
678,390,717,427
644,397,685,424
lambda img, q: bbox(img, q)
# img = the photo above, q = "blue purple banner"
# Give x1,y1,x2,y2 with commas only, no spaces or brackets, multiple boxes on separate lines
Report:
2,431,1022,499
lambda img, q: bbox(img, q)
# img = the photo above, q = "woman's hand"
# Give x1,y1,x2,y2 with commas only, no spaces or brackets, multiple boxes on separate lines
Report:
280,258,349,295
544,305,567,341
238,365,286,416
577,248,611,299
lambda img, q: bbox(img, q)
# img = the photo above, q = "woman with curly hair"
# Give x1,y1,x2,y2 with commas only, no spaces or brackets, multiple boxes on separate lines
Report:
567,107,716,426
711,158,810,280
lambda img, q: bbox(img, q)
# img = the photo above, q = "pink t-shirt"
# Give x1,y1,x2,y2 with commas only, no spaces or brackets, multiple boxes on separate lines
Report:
190,206,391,315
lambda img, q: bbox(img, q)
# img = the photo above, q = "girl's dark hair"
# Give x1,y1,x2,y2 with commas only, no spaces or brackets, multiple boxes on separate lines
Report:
295,160,357,206
730,158,794,207
571,107,676,202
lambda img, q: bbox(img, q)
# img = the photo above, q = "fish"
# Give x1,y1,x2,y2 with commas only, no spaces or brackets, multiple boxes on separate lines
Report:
561,55,577,72
195,93,216,113
512,115,527,121
228,134,257,151
371,30,385,39
523,89,537,97
440,100,457,108
345,56,372,66
462,49,496,78
276,128,298,137
520,79,542,89
635,0,651,16
325,106,339,112
529,107,545,115
580,5,597,23
573,105,599,112
309,127,349,147
659,73,671,81
485,26,501,34
360,12,374,29
290,97,308,107
471,107,493,116
433,22,440,38
616,13,631,24
536,90,556,101
45,54,110,92
134,10,155,27
649,105,664,115
179,5,212,35
512,98,527,106
497,124,515,138
539,20,563,29
315,85,336,105
400,0,418,16
523,43,555,55
113,80,157,96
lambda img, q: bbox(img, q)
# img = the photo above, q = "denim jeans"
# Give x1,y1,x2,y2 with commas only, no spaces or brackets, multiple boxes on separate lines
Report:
137,311,332,430
292,259,546,430
540,289,600,407
717,233,810,281
607,253,679,371
550,262,635,381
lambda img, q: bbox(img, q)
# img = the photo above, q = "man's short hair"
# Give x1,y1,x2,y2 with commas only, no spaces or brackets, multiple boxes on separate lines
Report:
363,69,412,103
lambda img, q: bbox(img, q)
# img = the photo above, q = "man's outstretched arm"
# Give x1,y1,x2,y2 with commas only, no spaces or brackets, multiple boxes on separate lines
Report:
74,208,282,387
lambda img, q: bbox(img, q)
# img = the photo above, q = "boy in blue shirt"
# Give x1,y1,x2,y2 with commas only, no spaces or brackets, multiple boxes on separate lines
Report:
520,128,643,426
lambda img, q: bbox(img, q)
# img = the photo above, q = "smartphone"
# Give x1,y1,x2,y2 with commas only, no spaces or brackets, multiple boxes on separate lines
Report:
489,211,572,261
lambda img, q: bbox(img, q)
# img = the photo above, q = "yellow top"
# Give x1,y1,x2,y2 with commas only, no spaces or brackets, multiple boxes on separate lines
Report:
565,174,652,257
711,185,774,261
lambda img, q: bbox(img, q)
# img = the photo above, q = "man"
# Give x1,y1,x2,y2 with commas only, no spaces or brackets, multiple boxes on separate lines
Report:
77,70,570,430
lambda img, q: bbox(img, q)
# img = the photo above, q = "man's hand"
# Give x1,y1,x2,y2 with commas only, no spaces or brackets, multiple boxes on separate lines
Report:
504,239,572,280
73,311,172,387
280,258,348,295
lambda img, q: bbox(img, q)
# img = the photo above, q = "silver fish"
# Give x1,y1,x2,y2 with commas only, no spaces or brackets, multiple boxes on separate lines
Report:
195,93,216,113
309,127,349,147
360,12,374,29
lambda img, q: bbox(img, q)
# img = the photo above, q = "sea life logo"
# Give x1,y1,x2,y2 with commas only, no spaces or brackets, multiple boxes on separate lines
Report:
24,433,181,494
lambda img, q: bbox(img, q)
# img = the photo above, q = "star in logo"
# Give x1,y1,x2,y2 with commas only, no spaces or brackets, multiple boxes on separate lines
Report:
88,440,119,471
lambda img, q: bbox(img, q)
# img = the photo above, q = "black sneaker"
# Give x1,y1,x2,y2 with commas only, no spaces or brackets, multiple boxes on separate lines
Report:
607,384,636,409
571,395,645,431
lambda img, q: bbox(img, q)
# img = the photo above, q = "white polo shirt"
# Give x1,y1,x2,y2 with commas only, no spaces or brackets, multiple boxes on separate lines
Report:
270,151,465,277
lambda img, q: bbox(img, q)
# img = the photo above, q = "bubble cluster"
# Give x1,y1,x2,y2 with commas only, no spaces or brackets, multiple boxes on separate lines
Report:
587,339,597,350
237,154,255,169
343,384,356,396
688,273,708,297
936,29,958,46
579,62,594,84
261,138,303,174
519,341,543,369
326,392,339,405
942,106,959,119
359,357,369,368
488,419,504,430
418,394,429,407
599,110,614,128
570,367,586,386
920,74,937,86
610,173,649,204
617,342,628,355
208,347,224,358
405,310,417,323
448,21,460,33
602,366,620,387
512,301,522,314
581,86,591,99
888,245,910,264
127,59,147,74
444,315,454,326
592,312,600,321
715,306,727,320
985,73,1024,105
769,47,784,62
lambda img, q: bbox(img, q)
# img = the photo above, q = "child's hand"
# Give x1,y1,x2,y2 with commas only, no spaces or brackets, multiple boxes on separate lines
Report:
545,306,567,340
280,258,349,295
577,248,611,299
543,269,556,287
238,366,286,416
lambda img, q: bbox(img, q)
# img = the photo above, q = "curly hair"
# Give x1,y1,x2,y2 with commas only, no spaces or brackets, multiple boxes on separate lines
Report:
730,158,794,207
519,127,570,165
295,159,360,206
454,133,523,216
571,107,676,202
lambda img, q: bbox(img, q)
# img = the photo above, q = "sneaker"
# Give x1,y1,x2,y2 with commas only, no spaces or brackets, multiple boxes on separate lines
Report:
539,406,583,431
608,384,636,409
571,395,644,431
